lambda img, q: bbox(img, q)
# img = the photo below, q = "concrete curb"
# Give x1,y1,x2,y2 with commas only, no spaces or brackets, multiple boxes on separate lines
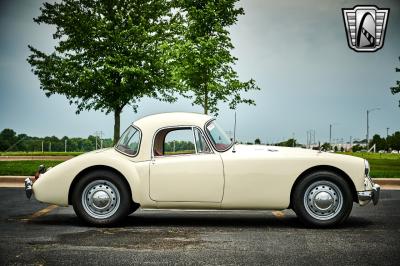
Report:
1,176,399,189
372,178,400,186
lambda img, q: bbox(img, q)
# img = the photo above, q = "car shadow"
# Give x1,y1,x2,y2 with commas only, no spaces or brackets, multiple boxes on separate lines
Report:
25,211,374,230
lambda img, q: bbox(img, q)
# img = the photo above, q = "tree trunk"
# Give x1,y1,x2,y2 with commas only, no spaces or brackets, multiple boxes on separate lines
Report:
204,87,208,114
113,108,122,145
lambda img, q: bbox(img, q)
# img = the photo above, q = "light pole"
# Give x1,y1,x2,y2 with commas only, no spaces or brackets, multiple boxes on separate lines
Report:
329,123,338,148
366,108,380,150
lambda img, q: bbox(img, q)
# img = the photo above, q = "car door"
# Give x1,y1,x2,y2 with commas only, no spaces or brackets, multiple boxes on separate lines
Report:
149,126,224,202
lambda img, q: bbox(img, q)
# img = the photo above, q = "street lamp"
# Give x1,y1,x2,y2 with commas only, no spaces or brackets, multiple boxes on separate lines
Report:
329,123,339,148
366,108,380,150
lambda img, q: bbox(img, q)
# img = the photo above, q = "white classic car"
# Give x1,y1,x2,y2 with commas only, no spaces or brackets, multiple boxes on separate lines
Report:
25,112,380,227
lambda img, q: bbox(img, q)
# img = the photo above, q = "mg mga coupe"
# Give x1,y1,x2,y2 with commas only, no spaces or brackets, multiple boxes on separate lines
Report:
25,112,380,227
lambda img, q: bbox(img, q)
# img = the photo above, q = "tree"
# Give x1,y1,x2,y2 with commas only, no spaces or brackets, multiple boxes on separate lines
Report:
27,0,177,144
387,131,400,151
321,142,331,151
370,134,387,151
173,0,259,115
254,138,261,144
0,129,17,151
351,144,362,152
276,138,296,147
390,56,400,107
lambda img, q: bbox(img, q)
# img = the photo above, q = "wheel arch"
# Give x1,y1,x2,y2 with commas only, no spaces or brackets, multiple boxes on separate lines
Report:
289,165,358,208
68,165,135,205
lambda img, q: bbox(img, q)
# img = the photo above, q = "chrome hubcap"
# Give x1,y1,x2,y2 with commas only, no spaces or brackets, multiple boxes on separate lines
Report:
304,181,343,220
82,180,120,219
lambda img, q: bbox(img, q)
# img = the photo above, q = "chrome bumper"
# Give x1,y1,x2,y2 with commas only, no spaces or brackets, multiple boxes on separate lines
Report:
24,177,33,199
358,184,380,206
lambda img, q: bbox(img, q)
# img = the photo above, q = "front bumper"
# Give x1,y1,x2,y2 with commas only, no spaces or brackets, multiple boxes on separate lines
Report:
358,183,380,206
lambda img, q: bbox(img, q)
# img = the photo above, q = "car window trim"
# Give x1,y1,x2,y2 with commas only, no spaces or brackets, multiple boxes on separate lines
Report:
151,125,215,159
204,119,234,153
114,125,142,157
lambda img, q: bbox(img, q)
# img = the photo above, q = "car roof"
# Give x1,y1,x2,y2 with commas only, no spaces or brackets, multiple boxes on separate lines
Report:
133,112,213,130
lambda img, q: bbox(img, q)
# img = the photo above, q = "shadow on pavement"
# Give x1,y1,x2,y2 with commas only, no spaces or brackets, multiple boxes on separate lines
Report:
26,211,374,230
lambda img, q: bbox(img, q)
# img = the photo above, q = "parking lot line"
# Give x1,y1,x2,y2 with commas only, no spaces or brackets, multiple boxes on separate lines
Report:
271,210,285,218
28,205,58,220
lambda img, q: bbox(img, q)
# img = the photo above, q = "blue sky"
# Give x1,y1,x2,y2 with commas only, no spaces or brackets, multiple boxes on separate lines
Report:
0,0,399,144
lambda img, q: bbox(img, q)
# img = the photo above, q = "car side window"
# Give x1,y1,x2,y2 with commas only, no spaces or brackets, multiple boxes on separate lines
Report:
194,128,212,153
159,128,196,156
115,126,140,156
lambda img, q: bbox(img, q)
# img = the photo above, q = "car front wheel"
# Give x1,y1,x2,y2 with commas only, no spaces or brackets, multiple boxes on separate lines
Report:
292,171,353,227
72,170,131,225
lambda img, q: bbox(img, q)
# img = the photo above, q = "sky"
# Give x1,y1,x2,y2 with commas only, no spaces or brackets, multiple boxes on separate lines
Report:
0,0,399,144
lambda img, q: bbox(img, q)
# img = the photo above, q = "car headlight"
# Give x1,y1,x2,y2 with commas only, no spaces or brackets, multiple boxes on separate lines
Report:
364,159,370,177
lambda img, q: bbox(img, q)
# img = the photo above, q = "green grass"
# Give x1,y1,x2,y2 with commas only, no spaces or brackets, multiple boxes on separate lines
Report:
0,151,83,156
339,152,400,178
0,160,63,176
0,152,399,178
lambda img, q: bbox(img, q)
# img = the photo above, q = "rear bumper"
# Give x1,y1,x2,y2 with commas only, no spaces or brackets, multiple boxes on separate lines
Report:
24,177,34,199
358,184,380,206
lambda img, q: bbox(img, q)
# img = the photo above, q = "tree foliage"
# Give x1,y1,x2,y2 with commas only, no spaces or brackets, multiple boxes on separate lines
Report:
390,56,400,107
27,0,177,143
172,0,259,115
370,132,400,151
276,138,296,147
0,128,112,152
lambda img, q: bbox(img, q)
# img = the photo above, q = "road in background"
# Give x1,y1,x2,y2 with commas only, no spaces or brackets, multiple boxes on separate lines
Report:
1,188,399,265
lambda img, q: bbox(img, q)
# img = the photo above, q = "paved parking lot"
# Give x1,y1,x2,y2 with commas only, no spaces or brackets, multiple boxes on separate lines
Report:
1,188,400,265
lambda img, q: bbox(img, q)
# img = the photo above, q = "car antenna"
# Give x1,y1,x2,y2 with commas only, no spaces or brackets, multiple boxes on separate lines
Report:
232,111,237,153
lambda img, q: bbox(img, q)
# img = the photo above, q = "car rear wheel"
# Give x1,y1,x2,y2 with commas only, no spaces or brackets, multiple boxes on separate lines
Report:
72,170,131,225
292,171,353,227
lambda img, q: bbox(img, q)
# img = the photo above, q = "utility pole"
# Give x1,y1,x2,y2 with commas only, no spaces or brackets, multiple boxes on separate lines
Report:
329,124,332,147
49,142,51,152
366,108,380,149
386,127,390,152
94,131,104,149
41,141,44,153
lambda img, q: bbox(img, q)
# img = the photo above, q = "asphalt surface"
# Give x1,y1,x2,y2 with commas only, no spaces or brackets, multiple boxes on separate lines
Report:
0,188,399,266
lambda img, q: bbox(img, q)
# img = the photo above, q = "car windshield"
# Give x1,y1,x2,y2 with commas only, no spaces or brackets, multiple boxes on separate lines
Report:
115,126,140,156
206,120,233,151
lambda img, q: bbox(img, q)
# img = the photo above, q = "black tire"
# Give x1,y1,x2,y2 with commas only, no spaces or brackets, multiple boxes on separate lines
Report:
71,169,131,226
292,171,353,228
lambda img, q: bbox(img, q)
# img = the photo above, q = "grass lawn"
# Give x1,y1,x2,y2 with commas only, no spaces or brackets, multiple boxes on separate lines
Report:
0,152,399,178
0,151,83,156
0,160,63,176
340,152,400,178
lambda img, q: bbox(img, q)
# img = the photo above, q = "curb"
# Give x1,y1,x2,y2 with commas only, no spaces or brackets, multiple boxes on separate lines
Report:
1,176,400,188
372,178,400,186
